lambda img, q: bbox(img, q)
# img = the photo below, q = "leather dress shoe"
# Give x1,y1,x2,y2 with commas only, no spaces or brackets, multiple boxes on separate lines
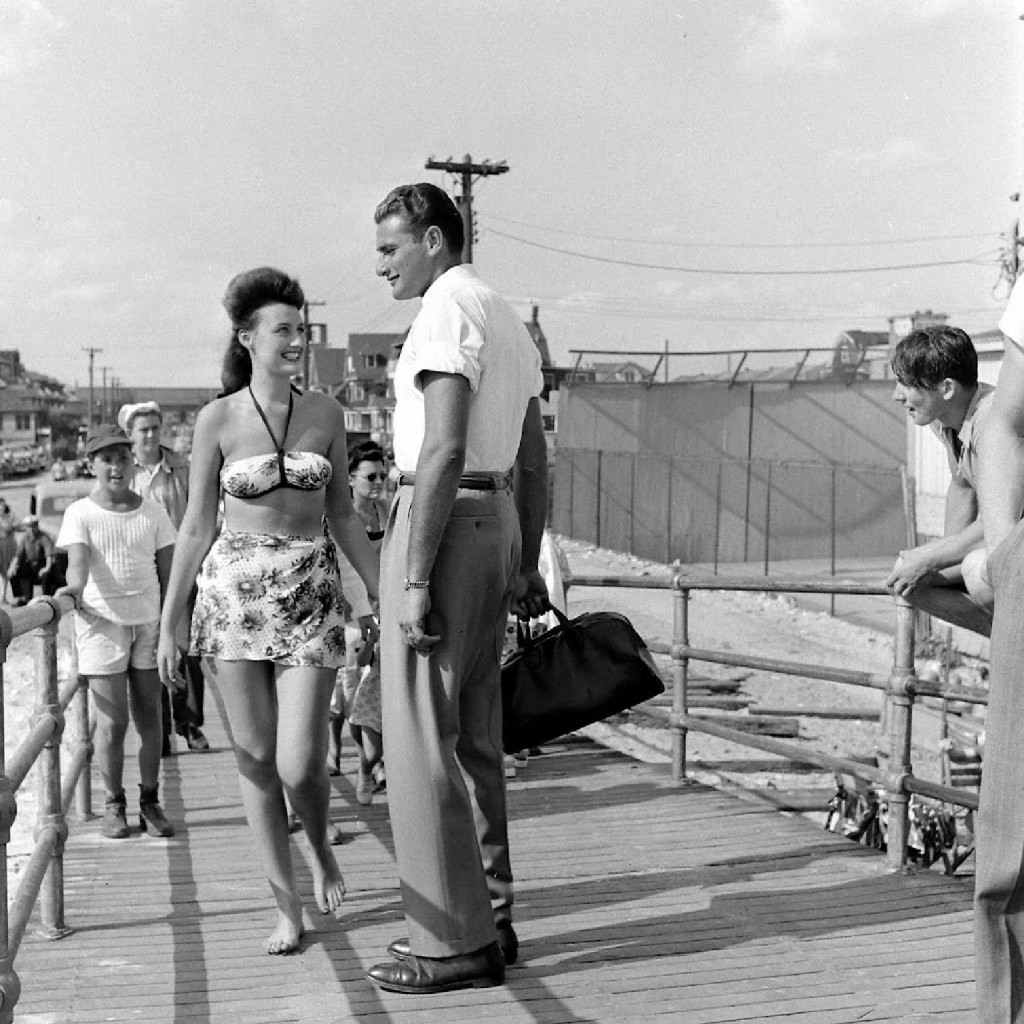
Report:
388,922,518,966
367,941,504,994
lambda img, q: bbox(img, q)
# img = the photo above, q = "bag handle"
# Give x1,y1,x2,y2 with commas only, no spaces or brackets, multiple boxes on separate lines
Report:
515,605,574,652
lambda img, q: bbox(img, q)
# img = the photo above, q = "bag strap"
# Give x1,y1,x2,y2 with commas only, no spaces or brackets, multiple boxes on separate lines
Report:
516,605,574,652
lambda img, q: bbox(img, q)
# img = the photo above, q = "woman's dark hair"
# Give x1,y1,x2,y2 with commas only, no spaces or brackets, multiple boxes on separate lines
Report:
0,499,9,513
219,267,305,396
348,441,385,474
374,183,465,254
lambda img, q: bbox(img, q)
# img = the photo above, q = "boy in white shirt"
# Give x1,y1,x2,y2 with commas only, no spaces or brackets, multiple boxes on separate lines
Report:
56,424,179,839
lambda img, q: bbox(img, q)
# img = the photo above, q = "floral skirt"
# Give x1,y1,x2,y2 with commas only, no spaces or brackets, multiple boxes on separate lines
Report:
191,527,350,668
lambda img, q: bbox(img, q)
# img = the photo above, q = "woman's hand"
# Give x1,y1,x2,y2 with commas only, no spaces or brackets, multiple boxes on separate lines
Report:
157,628,187,693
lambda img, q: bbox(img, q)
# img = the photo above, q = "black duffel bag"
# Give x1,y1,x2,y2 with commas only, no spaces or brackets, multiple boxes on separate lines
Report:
501,607,665,754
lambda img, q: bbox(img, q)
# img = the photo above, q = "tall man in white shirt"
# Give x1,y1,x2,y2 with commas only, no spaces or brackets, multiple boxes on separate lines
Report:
366,183,549,995
975,275,1024,1024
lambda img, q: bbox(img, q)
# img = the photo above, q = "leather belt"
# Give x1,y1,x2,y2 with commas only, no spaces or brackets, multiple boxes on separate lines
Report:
397,471,512,491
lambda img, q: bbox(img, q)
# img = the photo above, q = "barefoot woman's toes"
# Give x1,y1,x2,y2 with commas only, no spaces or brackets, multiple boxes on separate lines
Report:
312,847,346,914
265,914,303,955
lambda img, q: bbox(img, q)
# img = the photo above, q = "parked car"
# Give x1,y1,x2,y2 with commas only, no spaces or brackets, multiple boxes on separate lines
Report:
33,478,96,589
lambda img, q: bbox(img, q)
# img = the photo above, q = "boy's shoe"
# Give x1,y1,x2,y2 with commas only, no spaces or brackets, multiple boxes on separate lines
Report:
102,791,130,839
138,785,174,837
372,762,387,790
355,770,374,805
182,725,209,752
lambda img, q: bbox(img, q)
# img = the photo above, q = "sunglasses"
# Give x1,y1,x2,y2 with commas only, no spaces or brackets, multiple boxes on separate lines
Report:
354,472,387,482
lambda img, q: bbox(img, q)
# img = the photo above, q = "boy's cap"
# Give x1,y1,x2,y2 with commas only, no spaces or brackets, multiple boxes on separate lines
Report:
85,424,132,456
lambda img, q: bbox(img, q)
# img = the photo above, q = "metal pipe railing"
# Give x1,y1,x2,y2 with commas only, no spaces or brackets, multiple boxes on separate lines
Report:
567,569,987,874
0,595,89,1024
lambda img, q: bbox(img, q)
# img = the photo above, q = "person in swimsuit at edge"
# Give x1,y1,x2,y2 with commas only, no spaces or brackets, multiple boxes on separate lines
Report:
156,267,379,955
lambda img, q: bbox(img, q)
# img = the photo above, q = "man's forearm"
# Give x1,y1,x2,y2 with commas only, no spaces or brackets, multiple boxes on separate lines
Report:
514,400,548,574
405,446,464,581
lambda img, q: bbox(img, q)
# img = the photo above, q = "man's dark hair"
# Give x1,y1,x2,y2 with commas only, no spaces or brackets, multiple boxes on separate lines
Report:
890,325,978,390
374,183,465,254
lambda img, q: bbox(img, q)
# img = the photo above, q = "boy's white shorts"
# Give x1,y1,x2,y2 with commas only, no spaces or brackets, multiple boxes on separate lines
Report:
74,611,160,676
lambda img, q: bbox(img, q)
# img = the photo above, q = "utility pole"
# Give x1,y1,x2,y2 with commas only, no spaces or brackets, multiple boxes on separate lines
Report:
424,154,509,263
302,300,327,390
82,347,102,427
100,366,111,422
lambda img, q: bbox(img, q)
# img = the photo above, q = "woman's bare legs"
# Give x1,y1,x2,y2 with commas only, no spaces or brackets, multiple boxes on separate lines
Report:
275,665,346,914
206,658,303,954
207,658,344,954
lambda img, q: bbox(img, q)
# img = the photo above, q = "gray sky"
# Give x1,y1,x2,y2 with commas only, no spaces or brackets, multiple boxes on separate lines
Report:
1,0,1021,389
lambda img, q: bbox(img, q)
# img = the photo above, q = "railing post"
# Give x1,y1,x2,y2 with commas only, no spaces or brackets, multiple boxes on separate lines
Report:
0,606,19,1024
671,579,691,784
884,596,916,872
32,599,71,939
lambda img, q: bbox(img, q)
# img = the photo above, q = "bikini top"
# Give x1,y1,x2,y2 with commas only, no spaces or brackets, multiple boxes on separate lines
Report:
220,387,333,499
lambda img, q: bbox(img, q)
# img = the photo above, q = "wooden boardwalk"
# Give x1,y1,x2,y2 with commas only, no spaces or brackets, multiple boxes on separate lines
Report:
15,714,978,1024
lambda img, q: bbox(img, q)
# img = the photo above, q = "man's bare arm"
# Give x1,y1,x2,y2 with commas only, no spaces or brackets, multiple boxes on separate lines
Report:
511,398,550,618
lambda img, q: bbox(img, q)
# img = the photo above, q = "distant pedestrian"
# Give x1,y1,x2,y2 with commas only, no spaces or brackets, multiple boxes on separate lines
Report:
55,424,179,840
119,400,209,754
9,515,59,605
0,499,18,603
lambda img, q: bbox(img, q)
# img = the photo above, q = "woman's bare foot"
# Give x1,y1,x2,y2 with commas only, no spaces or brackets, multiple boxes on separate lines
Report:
265,909,304,955
311,844,346,914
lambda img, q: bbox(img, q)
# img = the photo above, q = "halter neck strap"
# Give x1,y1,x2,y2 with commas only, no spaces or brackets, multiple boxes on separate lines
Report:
247,387,294,485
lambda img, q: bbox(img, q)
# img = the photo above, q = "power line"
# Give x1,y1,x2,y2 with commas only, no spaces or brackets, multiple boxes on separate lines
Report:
486,227,1000,277
483,213,996,251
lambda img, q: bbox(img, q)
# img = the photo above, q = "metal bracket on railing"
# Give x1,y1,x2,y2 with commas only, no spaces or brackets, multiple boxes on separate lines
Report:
32,813,69,856
0,959,22,1020
885,771,912,798
31,596,65,633
31,702,65,747
0,606,12,667
0,778,16,846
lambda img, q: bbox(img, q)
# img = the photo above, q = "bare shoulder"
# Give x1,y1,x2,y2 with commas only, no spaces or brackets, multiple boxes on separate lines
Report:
300,390,344,424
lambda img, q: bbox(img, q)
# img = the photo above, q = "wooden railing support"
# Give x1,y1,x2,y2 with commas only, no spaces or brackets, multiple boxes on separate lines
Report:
32,598,72,940
671,582,691,784
884,597,917,872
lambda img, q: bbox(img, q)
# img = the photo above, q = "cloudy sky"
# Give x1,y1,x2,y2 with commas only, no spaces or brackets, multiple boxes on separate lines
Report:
1,0,1021,391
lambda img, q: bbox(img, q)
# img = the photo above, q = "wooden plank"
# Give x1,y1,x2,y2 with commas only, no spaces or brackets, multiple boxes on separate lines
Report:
750,704,881,720
690,713,801,736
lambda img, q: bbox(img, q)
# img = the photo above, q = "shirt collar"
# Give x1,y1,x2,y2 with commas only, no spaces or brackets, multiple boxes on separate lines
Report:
956,381,994,449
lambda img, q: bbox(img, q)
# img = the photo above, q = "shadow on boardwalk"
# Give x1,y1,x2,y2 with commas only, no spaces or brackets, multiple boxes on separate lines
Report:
16,721,976,1024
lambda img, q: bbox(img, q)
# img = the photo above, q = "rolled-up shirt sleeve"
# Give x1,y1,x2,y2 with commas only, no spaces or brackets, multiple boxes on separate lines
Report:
999,276,1024,347
407,294,484,392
